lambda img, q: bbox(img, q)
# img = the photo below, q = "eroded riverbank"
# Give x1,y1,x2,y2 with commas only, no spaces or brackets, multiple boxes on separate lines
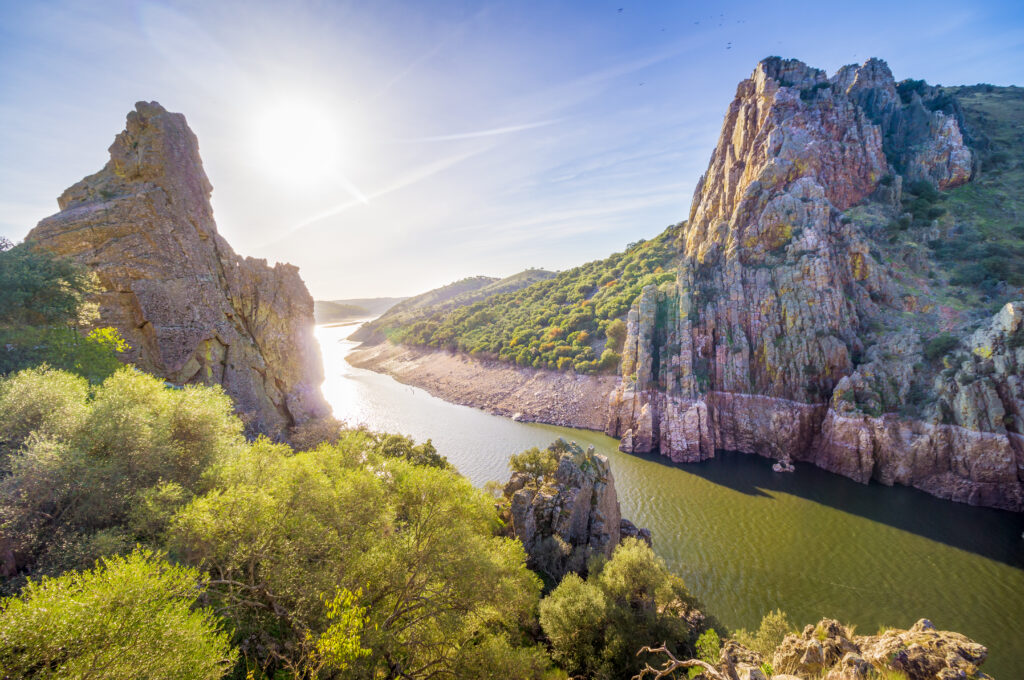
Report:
347,341,618,431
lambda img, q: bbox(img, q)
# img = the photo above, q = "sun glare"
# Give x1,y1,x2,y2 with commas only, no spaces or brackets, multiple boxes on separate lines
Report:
254,100,341,185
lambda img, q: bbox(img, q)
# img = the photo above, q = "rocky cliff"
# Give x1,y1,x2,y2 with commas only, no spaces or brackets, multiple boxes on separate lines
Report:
500,439,650,580
708,618,989,680
26,102,329,436
605,58,1024,511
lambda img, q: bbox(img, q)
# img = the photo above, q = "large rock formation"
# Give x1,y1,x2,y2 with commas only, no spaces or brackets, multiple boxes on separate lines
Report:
500,439,650,580
26,102,329,436
605,58,1024,510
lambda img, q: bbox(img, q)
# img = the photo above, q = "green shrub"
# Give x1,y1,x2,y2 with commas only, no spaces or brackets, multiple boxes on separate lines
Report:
924,333,959,362
0,548,235,679
732,609,794,658
539,538,716,680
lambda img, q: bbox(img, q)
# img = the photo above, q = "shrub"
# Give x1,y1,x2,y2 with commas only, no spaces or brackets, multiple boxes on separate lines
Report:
924,333,959,362
732,609,794,658
0,548,235,679
539,538,716,680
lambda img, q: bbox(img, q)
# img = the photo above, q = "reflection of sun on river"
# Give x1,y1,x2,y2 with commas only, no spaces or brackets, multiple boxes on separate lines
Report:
316,323,1024,677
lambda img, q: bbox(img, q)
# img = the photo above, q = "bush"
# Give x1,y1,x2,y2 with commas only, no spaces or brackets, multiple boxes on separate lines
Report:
924,333,959,362
539,538,715,680
732,609,794,658
0,548,235,679
0,367,243,576
170,440,546,678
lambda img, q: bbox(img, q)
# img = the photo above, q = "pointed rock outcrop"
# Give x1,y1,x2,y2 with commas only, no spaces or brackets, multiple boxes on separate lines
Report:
27,101,329,436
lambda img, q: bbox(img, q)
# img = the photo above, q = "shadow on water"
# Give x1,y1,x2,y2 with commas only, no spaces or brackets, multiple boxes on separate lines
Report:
627,448,1024,569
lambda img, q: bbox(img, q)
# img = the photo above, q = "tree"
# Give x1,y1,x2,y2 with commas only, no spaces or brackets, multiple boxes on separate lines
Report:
0,548,236,680
538,539,716,680
0,240,127,382
170,438,548,679
509,446,560,484
0,241,95,327
0,367,243,576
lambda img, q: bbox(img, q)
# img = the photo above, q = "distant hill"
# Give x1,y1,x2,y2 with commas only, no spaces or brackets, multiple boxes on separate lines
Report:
314,297,407,324
352,269,556,342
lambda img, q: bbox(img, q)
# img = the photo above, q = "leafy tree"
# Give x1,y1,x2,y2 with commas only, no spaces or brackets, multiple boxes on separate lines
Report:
509,446,560,484
0,241,95,327
169,437,548,679
0,239,127,382
0,548,235,679
538,538,717,680
538,573,608,673
0,367,243,577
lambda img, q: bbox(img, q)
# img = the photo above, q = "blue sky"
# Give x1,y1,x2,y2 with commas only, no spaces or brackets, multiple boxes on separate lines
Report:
2,0,1023,298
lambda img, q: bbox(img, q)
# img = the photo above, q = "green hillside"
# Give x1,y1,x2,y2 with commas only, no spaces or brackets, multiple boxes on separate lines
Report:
382,226,681,373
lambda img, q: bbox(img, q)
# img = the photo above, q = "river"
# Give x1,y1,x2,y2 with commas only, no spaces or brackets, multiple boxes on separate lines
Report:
316,323,1024,677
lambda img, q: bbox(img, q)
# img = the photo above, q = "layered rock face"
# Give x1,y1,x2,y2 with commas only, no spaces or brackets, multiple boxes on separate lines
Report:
605,58,1024,510
27,102,329,436
501,440,650,580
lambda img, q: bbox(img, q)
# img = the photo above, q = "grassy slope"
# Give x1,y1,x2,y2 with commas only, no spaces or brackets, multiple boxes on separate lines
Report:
385,225,681,373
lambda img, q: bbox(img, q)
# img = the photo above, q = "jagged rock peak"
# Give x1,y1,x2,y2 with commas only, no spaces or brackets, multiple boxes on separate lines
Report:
27,101,330,437
684,56,971,263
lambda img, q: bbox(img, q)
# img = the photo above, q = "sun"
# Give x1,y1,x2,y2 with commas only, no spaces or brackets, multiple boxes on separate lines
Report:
254,99,341,185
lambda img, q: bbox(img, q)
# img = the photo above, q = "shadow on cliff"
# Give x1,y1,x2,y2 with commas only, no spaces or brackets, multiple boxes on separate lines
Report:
629,449,1024,570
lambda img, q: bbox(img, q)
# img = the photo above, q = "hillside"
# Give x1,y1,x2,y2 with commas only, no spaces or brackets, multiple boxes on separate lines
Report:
353,268,556,342
314,296,406,324
371,58,1024,511
372,231,678,372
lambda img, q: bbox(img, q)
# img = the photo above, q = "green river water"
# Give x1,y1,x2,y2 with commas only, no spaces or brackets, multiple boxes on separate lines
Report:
316,324,1024,677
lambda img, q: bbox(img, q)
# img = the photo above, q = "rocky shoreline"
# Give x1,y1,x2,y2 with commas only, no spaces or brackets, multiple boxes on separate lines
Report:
346,342,617,431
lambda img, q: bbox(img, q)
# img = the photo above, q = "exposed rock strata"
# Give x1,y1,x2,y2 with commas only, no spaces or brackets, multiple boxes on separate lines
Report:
604,58,1024,510
500,440,649,580
26,102,328,436
347,341,617,432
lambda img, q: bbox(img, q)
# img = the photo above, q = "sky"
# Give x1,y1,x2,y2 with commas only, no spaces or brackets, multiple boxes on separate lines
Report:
2,1,1023,299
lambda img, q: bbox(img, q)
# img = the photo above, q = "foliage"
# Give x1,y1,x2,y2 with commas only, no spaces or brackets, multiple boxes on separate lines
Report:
382,224,681,373
0,239,127,382
538,538,716,680
694,628,721,664
923,333,959,362
0,241,95,327
170,434,547,679
0,367,243,577
509,445,561,484
0,325,128,382
931,86,1024,295
0,548,235,679
731,609,794,659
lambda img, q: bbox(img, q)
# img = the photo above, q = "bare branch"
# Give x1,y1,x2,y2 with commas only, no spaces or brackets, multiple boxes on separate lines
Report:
632,644,727,680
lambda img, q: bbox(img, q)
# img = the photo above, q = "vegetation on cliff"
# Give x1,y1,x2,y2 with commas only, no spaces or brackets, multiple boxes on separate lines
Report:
0,238,126,382
377,227,679,373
